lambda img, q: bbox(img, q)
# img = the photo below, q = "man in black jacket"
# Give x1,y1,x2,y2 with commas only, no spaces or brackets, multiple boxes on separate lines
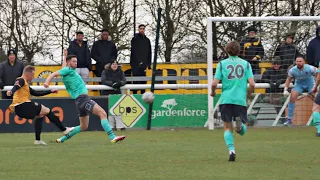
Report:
91,29,117,77
274,33,300,70
261,59,287,93
67,31,91,79
307,26,320,67
130,24,152,94
101,60,126,95
240,26,265,74
0,49,24,99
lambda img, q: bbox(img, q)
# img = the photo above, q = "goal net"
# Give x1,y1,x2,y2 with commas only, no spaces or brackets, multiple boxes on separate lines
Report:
206,16,320,130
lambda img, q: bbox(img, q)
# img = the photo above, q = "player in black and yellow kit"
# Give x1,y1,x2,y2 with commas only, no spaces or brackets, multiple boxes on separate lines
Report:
7,65,74,145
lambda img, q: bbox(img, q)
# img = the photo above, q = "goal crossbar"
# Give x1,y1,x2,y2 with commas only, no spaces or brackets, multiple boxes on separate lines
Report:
208,16,320,22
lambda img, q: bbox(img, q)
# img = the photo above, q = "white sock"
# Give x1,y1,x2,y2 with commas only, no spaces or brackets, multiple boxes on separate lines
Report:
229,150,235,155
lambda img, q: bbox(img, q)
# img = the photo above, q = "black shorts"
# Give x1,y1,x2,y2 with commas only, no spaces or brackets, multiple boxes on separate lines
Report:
15,102,42,119
219,104,247,123
75,94,97,117
315,93,320,105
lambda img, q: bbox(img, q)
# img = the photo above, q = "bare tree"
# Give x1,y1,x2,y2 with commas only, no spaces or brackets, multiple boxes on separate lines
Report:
33,0,76,64
64,0,132,61
144,0,200,62
0,1,11,62
14,0,54,62
0,0,55,63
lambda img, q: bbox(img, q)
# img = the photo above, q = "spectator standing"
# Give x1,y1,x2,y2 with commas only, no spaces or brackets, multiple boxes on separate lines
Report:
240,26,265,74
0,49,24,99
307,26,320,67
274,33,300,70
101,60,126,131
130,24,152,94
261,58,287,93
91,29,117,77
67,31,91,79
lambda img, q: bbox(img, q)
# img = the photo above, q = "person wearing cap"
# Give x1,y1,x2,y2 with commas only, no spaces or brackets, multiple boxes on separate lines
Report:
67,31,91,79
130,24,152,94
307,26,320,67
261,58,287,93
274,33,300,70
101,60,126,131
239,26,265,74
91,29,118,77
101,60,126,95
0,49,24,99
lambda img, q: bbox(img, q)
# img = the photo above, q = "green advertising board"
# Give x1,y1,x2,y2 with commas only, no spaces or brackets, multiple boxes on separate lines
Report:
108,94,220,128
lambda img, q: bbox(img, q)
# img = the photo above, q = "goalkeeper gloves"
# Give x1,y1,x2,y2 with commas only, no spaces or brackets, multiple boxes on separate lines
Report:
283,87,290,96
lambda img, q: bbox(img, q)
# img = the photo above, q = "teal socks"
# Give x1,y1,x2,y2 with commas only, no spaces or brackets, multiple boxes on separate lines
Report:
312,112,320,133
288,102,295,119
60,126,82,143
58,120,116,142
101,119,116,140
224,130,235,153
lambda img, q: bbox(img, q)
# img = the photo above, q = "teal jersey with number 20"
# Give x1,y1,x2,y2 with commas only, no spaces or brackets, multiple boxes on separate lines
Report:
214,56,253,107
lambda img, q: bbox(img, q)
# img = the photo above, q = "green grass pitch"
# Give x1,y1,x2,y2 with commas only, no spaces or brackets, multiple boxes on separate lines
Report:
0,127,318,180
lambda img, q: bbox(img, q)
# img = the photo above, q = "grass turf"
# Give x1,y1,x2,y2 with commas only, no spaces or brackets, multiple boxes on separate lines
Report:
0,127,318,180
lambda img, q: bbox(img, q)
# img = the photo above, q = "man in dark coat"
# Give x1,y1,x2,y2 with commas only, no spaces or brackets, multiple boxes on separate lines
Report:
130,24,152,94
101,60,126,95
91,29,117,77
307,26,320,67
0,49,24,99
274,33,300,70
67,31,91,79
261,58,287,93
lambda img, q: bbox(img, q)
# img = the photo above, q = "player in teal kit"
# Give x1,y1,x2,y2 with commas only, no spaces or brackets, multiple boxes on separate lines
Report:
283,56,317,126
44,49,125,143
311,62,320,137
211,41,255,162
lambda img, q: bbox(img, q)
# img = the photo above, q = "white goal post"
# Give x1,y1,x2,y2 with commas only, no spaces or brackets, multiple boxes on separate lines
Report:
206,16,320,130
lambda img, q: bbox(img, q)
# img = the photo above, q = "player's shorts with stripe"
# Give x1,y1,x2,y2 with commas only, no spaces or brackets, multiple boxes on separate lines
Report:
15,102,42,119
75,94,97,117
292,82,314,94
219,104,247,123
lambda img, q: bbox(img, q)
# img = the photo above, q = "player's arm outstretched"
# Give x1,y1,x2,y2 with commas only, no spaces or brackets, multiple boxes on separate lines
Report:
44,49,68,88
44,71,61,88
30,87,58,96
62,49,68,68
6,78,24,96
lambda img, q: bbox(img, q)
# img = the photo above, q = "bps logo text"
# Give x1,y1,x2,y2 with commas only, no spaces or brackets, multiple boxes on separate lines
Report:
110,95,146,127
